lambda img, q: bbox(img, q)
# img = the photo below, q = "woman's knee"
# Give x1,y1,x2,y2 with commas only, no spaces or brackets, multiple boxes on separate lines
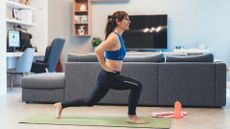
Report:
137,82,143,91
133,81,143,91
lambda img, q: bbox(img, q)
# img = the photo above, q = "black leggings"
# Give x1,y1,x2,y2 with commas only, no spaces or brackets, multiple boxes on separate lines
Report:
61,69,143,115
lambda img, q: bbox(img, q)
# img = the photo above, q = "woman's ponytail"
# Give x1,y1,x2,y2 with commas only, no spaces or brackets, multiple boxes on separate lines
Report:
105,18,116,39
104,11,128,40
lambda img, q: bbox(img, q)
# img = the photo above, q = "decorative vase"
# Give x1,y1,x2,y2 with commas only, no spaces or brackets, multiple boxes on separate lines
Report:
20,0,31,5
80,4,87,11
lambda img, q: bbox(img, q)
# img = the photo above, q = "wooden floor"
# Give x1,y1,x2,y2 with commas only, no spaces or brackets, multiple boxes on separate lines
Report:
0,87,230,129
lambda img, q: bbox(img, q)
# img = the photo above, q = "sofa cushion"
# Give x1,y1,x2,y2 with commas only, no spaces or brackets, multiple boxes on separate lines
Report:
165,53,214,62
67,53,98,62
68,53,165,62
21,73,65,89
124,54,165,62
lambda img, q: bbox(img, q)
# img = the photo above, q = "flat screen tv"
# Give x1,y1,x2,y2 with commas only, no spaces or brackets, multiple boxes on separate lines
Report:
111,15,167,50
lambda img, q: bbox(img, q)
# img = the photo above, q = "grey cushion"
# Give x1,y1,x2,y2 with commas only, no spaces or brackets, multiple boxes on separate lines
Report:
166,53,214,62
67,53,98,62
22,73,65,89
124,54,165,62
68,53,165,62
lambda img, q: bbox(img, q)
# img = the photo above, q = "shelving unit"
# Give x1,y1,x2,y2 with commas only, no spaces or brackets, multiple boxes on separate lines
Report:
6,0,35,27
7,1,35,10
72,0,91,36
6,0,36,51
6,18,35,27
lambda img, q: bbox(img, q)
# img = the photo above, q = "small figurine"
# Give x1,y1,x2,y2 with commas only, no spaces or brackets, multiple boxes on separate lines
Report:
78,26,85,35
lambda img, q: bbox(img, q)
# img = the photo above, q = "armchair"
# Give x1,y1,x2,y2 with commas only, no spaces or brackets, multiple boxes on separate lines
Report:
31,38,65,73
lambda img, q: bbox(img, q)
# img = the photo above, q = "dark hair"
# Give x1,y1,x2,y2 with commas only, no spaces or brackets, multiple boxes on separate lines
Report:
105,11,128,39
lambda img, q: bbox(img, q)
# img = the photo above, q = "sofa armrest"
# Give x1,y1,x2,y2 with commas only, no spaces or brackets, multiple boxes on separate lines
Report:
215,62,227,107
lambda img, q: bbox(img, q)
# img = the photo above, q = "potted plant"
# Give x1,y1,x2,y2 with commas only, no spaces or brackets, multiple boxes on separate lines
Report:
91,37,102,49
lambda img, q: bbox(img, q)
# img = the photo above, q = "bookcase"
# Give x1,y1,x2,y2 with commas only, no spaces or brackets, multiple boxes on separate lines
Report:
72,0,91,36
6,0,35,27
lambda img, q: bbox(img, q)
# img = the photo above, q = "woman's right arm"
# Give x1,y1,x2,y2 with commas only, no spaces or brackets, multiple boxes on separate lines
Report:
95,34,117,72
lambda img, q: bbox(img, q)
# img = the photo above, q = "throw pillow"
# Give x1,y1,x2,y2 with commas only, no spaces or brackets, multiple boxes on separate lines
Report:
165,53,214,62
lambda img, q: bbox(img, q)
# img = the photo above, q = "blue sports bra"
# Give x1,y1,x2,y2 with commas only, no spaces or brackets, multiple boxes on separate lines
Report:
104,32,126,61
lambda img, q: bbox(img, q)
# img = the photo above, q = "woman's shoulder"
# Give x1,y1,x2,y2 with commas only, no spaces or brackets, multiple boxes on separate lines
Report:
107,32,119,41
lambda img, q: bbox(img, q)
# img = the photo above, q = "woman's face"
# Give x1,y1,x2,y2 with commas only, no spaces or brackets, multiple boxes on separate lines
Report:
116,16,131,31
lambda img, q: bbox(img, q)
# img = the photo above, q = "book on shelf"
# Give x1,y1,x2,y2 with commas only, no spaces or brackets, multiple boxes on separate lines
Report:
7,7,14,19
74,15,88,24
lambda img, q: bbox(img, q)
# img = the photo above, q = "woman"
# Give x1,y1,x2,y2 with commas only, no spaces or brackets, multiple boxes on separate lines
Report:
54,11,147,124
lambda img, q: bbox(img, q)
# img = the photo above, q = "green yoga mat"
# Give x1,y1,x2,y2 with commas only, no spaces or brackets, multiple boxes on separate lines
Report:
19,114,171,128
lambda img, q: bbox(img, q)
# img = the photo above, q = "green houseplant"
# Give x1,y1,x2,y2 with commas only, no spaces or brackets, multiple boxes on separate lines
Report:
91,37,103,47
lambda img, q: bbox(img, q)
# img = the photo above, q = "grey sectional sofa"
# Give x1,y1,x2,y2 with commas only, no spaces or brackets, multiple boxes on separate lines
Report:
64,53,226,107
22,53,227,107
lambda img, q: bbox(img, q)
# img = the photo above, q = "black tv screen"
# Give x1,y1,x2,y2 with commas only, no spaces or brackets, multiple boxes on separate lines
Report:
122,15,167,50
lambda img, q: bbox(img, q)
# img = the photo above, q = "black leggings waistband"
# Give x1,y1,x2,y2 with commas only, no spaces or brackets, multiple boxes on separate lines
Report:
100,69,120,76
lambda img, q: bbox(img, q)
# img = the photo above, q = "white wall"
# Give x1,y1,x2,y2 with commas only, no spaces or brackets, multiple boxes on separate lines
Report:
30,0,48,53
48,0,230,79
0,0,7,95
48,0,93,65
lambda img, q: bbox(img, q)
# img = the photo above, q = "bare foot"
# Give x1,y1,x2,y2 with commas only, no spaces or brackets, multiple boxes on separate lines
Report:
54,102,63,119
128,115,148,124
